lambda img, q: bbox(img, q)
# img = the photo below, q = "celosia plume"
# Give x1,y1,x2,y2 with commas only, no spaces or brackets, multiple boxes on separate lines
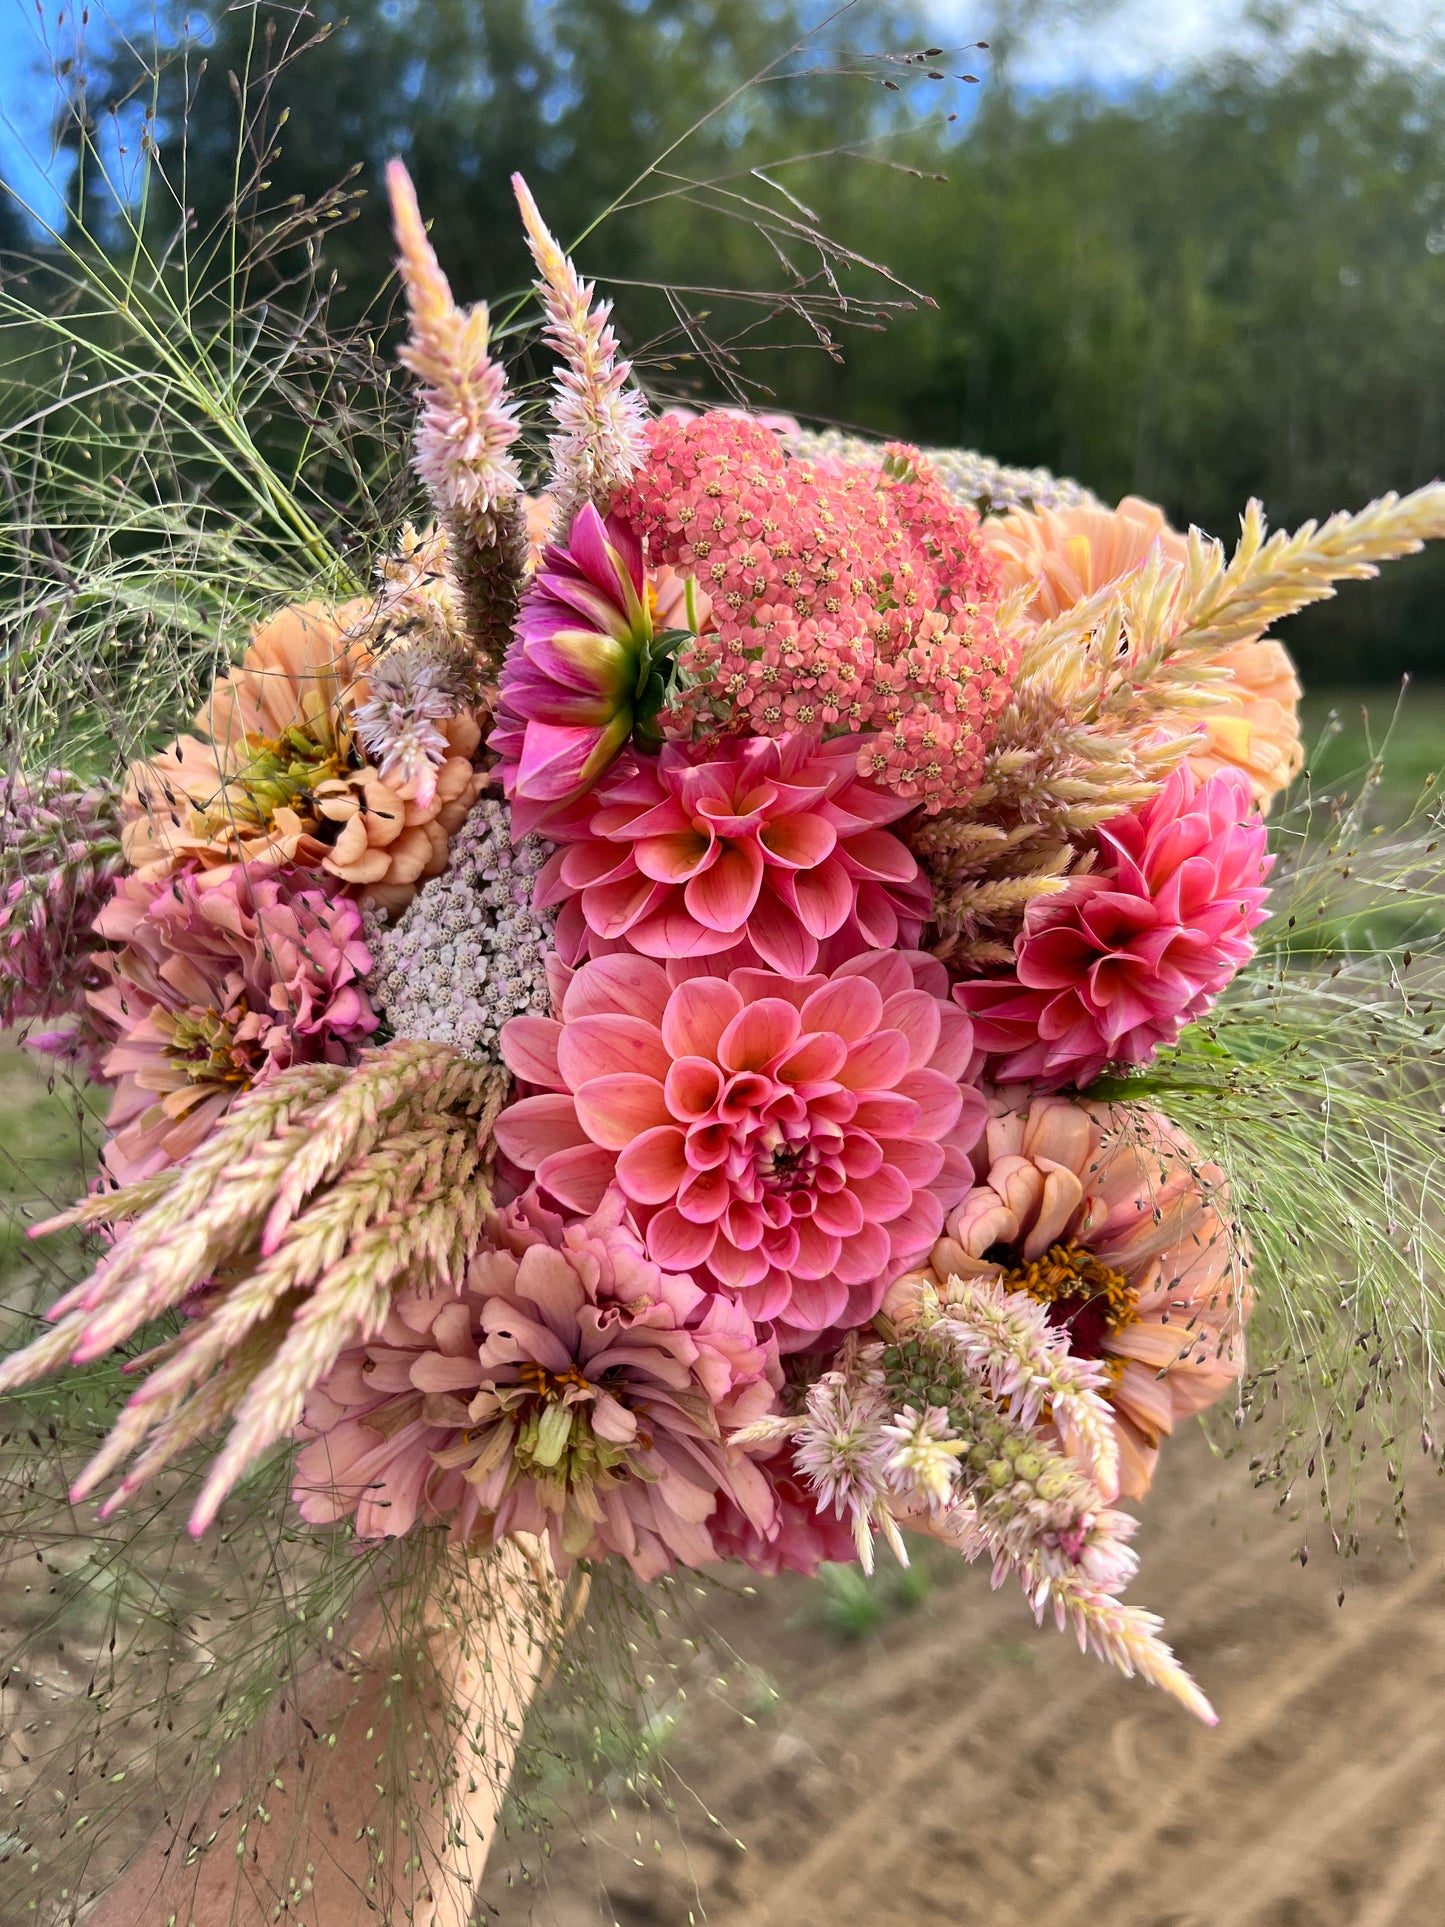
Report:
388,158,527,668
0,769,124,1072
512,173,649,526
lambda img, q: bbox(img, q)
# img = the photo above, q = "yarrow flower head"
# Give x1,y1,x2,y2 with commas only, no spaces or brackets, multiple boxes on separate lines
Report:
365,796,555,1065
535,731,931,975
88,867,376,1186
889,1087,1251,1497
492,505,680,834
495,947,986,1349
953,763,1272,1089
0,769,124,1072
294,1187,779,1580
612,414,1017,812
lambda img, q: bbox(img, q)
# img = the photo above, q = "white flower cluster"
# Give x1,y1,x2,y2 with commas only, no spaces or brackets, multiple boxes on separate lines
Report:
365,796,554,1063
787,427,1100,516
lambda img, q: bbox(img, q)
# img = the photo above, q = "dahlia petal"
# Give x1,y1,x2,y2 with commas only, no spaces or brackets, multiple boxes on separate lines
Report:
717,999,802,1074
880,990,943,1070
744,888,818,976
493,1093,589,1169
615,1125,690,1205
773,1030,848,1088
499,1015,565,1089
561,952,672,1025
757,811,836,870
534,1142,618,1213
684,838,765,932
832,1217,891,1284
646,1206,718,1270
573,1073,673,1149
849,1162,913,1224
895,1067,966,1138
515,720,606,802
675,1166,731,1224
665,1055,726,1121
780,856,854,940
800,975,884,1044
839,1029,912,1093
634,829,715,884
557,1013,671,1086
833,825,918,885
789,1218,841,1279
582,870,670,940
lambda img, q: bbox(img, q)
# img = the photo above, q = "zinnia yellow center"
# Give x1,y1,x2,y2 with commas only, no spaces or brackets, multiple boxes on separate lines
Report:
1001,1240,1137,1378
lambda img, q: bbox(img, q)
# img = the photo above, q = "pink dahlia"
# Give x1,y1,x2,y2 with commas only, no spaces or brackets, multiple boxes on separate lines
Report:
293,1188,779,1580
495,948,986,1349
954,765,1271,1090
535,732,931,974
889,1089,1250,1497
708,1445,861,1575
493,503,685,833
89,867,376,1185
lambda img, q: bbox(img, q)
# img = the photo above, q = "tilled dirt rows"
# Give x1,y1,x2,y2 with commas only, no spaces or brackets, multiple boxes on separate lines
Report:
483,1432,1445,1927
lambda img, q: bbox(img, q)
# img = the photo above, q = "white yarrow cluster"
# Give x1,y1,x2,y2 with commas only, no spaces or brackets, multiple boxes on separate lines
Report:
366,797,554,1063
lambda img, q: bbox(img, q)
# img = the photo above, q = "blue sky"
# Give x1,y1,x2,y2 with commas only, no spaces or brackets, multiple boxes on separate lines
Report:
0,0,1435,233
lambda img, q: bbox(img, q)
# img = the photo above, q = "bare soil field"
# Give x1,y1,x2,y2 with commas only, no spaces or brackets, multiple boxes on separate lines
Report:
483,1430,1445,1927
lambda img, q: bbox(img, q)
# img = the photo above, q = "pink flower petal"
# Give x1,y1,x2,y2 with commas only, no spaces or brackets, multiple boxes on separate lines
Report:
499,1014,565,1089
615,1125,690,1205
661,978,743,1060
717,998,802,1074
557,1013,671,1086
573,1073,672,1149
684,838,765,933
561,953,672,1026
493,1093,588,1170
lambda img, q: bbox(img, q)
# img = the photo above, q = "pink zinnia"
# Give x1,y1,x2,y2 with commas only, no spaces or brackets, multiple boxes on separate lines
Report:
535,732,931,974
954,765,1272,1090
89,867,376,1185
493,504,677,834
495,948,986,1349
294,1188,779,1581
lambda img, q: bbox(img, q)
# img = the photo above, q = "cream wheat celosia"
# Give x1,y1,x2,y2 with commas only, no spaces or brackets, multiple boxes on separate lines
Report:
512,172,650,528
388,159,527,670
0,1041,507,1534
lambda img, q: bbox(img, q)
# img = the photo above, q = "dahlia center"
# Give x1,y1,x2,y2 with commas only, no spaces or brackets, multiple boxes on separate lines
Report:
998,1240,1137,1363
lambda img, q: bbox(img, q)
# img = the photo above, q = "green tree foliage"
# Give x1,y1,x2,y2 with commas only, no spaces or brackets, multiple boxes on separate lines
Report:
51,4,1445,679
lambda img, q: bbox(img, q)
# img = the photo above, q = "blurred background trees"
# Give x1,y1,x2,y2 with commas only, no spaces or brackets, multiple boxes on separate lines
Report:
3,0,1442,683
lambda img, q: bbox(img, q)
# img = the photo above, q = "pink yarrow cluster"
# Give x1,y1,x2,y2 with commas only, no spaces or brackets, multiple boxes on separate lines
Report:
613,415,1015,812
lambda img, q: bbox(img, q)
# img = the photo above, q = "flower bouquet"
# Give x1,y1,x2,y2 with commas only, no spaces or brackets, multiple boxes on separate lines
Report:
4,155,1445,1922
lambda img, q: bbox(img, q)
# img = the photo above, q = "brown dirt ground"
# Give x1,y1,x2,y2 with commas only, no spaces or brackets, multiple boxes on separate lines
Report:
481,1430,1445,1927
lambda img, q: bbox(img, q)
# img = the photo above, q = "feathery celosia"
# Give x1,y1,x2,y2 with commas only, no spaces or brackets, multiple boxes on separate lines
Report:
888,1088,1250,1498
88,867,377,1186
512,173,649,528
613,414,1016,812
388,158,527,670
0,769,124,1072
350,648,464,810
492,504,669,833
534,732,931,975
954,764,1271,1090
294,1186,778,1580
928,485,1445,932
987,494,1305,809
121,600,487,912
0,1041,508,1533
365,796,555,1065
739,1331,1214,1720
495,947,985,1349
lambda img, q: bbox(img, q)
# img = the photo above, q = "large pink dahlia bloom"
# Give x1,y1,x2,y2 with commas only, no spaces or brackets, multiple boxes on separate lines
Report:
493,504,676,833
294,1190,778,1579
89,868,376,1185
954,765,1271,1089
495,948,986,1349
889,1089,1250,1498
535,732,930,974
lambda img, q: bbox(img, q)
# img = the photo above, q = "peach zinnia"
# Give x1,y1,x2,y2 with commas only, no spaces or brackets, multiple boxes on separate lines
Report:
122,600,485,911
987,494,1304,809
495,948,985,1349
891,1088,1250,1497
